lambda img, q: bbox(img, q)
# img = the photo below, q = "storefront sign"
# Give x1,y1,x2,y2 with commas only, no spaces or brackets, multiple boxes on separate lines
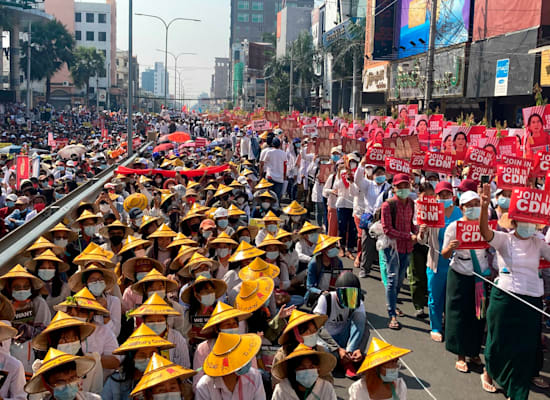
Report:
363,64,388,93
541,50,550,87
494,58,509,97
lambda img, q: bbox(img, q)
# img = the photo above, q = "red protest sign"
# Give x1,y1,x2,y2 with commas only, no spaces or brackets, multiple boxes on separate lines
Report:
464,146,496,167
316,139,339,158
509,187,550,225
318,163,332,183
342,137,367,155
500,154,533,171
385,157,411,176
533,151,550,177
410,152,425,169
365,147,395,166
265,111,280,123
303,124,318,136
496,164,530,190
467,164,494,182
456,220,498,250
280,119,298,130
416,196,445,228
252,119,269,131
423,152,454,175
16,155,30,190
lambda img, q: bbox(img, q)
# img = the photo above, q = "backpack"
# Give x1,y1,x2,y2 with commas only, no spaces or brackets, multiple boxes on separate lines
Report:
368,187,395,227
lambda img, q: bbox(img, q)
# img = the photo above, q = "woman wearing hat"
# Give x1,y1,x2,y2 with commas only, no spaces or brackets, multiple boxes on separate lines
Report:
102,324,176,399
99,220,133,266
180,276,227,343
55,288,120,371
305,234,343,304
27,249,71,316
72,210,103,254
213,207,235,236
209,232,239,279
229,196,250,226
232,225,258,245
276,228,303,289
295,222,322,272
225,241,265,304
252,190,279,219
138,215,162,240
24,236,62,259
130,352,196,400
145,223,178,268
69,264,121,337
24,348,98,400
45,223,80,271
282,200,307,233
121,256,165,313
128,293,191,368
195,332,265,399
417,181,462,338
255,210,281,246
348,338,411,400
180,209,204,242
0,265,51,373
192,301,252,388
271,343,337,400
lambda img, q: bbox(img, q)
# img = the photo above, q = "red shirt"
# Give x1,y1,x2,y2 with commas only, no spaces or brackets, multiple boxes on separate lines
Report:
381,196,417,254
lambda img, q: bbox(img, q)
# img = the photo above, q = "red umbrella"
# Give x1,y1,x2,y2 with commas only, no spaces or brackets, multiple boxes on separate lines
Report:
167,132,191,143
153,143,174,152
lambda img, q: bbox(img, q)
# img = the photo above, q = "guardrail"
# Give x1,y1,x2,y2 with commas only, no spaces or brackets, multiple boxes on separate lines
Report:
0,142,151,271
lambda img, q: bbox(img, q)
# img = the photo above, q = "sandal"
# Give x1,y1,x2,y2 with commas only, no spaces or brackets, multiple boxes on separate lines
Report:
455,360,468,373
388,319,401,330
481,373,497,393
396,308,405,317
430,331,443,342
532,376,550,389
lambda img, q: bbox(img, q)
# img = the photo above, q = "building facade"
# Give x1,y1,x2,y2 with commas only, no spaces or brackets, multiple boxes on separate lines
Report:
211,57,230,103
276,5,312,58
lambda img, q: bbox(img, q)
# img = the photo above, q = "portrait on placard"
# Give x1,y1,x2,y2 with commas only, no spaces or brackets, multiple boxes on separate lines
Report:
318,163,333,183
342,137,367,155
382,135,420,160
316,139,339,158
440,127,468,160
523,105,550,154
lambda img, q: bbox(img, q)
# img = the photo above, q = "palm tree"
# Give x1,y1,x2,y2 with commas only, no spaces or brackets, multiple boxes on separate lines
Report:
289,31,321,111
70,46,105,106
19,19,75,102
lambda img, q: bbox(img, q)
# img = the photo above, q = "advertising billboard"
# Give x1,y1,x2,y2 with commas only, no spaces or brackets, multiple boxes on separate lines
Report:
398,0,471,58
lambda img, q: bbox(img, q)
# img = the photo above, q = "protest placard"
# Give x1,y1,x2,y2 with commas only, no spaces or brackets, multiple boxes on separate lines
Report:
385,157,411,176
318,163,333,183
533,151,550,177
252,119,269,131
464,146,496,167
365,147,395,166
265,111,280,123
316,139,339,158
456,220,498,250
382,135,420,159
467,164,495,182
342,137,367,155
410,152,425,169
508,187,550,225
416,196,445,228
496,165,530,190
423,152,454,175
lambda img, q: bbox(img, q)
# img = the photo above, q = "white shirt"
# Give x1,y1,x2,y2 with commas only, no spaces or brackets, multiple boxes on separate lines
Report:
333,172,354,209
0,351,26,400
240,136,251,158
260,148,287,183
354,165,390,214
322,174,338,209
272,377,336,400
82,323,120,360
195,367,266,400
295,238,316,265
313,292,365,336
167,328,191,368
489,230,550,297
443,221,489,276
348,376,407,400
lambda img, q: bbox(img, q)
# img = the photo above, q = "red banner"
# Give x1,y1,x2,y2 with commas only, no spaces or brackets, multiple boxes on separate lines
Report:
416,196,445,228
456,220,498,250
115,164,230,178
265,111,280,124
410,152,425,169
342,137,367,155
508,187,550,225
464,146,496,167
385,157,411,176
496,164,530,190
365,147,395,166
423,152,454,175
533,151,550,177
500,154,533,171
16,155,30,190
467,165,494,182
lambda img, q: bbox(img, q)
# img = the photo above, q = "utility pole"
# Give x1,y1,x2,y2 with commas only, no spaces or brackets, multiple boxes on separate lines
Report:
26,20,31,118
289,45,293,113
127,0,133,156
96,74,99,110
424,0,437,112
352,52,357,119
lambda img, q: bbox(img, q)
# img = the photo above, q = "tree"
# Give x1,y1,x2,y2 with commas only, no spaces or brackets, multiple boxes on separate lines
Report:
289,31,321,111
19,19,75,102
264,57,290,111
70,46,105,106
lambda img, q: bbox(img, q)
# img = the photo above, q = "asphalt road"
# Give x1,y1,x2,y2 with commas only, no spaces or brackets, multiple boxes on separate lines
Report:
330,259,550,400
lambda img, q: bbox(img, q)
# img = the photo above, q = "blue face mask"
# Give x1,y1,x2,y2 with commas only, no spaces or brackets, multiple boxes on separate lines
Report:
55,192,64,200
53,382,79,400
217,219,228,229
331,154,340,162
12,289,31,301
438,198,454,208
497,196,510,209
516,222,536,239
236,361,252,376
429,181,437,189
136,272,148,281
374,175,386,184
464,206,481,220
395,188,410,199
6,201,14,208
380,367,399,382
295,368,319,388
134,358,150,372
326,247,339,258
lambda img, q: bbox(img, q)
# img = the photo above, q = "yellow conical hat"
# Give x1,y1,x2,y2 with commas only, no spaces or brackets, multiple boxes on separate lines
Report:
210,232,238,246
167,232,198,248
0,264,43,290
238,257,279,280
25,236,62,255
262,210,281,222
234,277,274,313
130,268,178,295
227,240,265,262
33,311,95,351
214,184,232,198
228,204,246,217
275,228,293,240
203,333,261,377
119,235,152,254
128,293,181,317
357,337,411,374
201,301,252,332
272,343,336,381
255,178,273,189
148,223,177,238
313,234,341,254
257,233,284,249
180,275,227,304
27,249,70,273
298,221,321,235
114,323,175,355
278,310,328,345
123,193,148,212
283,200,307,215
54,287,109,315
46,223,78,242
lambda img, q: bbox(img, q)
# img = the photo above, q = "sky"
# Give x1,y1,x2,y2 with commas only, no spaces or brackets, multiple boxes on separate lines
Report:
115,0,230,104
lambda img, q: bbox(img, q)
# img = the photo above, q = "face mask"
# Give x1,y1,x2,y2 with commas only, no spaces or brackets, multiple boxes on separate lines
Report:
202,230,212,239
6,201,14,208
135,217,143,227
53,382,79,400
395,188,410,199
200,293,216,306
295,368,318,388
302,332,318,347
291,215,301,223
54,238,68,248
349,161,358,169
237,197,246,205
73,316,88,323
266,250,279,260
374,175,386,184
429,181,438,189
38,269,56,281
136,272,148,281
12,289,31,301
497,196,510,209
308,233,319,243
326,247,339,258
331,154,340,162
220,328,239,334
464,206,481,220
57,340,81,355
438,198,453,208
148,290,166,299
381,367,399,382
99,204,110,214
55,192,64,200
34,203,46,212
134,358,150,372
261,201,270,210
295,143,301,148
153,392,182,400
239,236,251,243
236,361,252,376
217,219,228,229
88,280,106,297
217,248,230,258
195,271,212,279
516,222,537,239
266,224,277,234
146,321,166,335
83,225,97,237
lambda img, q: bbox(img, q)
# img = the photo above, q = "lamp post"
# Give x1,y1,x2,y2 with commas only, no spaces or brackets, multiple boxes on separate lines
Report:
127,0,134,156
135,13,200,107
156,49,196,109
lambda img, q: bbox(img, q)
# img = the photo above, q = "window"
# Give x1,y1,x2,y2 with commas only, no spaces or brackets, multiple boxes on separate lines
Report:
75,12,81,22
86,31,94,41
237,13,249,22
251,14,263,23
75,30,81,40
86,13,94,23
98,32,107,41
237,0,249,9
251,1,263,10
98,13,106,23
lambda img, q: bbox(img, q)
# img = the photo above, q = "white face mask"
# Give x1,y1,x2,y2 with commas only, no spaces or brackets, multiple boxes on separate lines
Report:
220,327,239,334
57,340,81,355
99,204,110,214
147,290,166,299
239,236,251,243
200,292,216,306
83,225,97,237
87,280,106,297
302,332,318,347
216,248,230,258
152,392,182,400
53,238,68,248
266,250,279,260
38,269,56,282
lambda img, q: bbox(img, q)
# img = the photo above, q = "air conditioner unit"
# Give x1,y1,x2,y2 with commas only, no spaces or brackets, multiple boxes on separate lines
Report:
62,81,70,87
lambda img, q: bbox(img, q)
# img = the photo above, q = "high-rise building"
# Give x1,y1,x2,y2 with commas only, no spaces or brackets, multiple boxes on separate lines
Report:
141,69,155,94
140,62,169,98
212,57,230,103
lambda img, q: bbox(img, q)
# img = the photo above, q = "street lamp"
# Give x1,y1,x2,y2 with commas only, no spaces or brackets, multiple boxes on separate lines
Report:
135,13,200,107
156,49,196,108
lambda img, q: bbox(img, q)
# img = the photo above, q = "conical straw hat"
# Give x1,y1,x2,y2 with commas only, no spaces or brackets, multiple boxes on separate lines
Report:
234,277,274,313
298,221,321,235
148,223,177,238
180,276,227,305
255,178,273,189
27,249,70,273
68,263,117,292
214,184,233,198
54,287,109,315
227,241,265,263
278,310,328,345
313,234,341,254
357,337,411,374
227,204,246,217
24,236,62,256
257,233,284,249
114,323,175,355
271,343,336,380
33,311,95,351
98,220,133,238
282,200,307,215
210,232,238,246
130,268,178,295
201,301,251,332
128,293,181,317
203,333,261,377
45,223,78,242
119,235,152,254
262,210,280,222
0,264,43,290
167,233,198,248
238,257,279,280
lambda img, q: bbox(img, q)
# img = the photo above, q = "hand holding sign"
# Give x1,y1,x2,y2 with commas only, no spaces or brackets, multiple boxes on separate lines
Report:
508,187,550,225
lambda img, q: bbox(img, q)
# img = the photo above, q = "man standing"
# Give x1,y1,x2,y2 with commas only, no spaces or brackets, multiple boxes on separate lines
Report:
259,137,287,199
380,173,417,330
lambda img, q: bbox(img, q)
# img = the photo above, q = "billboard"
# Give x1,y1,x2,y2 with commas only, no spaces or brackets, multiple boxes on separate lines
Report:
541,50,550,87
373,0,396,59
397,0,471,58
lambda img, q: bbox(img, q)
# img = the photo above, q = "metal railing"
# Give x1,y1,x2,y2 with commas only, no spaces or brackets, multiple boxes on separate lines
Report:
0,142,151,271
